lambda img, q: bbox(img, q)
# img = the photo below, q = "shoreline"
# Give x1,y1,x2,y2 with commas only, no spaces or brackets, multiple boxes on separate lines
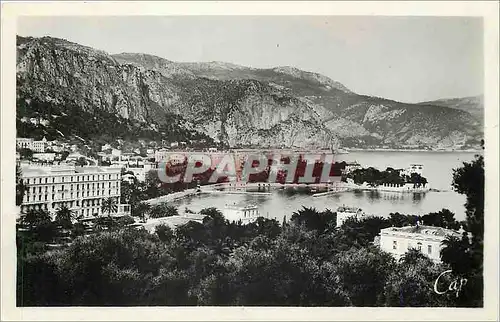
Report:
345,148,483,153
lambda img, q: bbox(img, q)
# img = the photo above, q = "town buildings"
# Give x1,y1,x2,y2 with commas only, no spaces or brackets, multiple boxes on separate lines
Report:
378,224,462,262
16,137,48,152
19,165,129,219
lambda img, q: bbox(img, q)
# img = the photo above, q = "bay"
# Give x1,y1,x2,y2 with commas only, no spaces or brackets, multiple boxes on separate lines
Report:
171,151,482,222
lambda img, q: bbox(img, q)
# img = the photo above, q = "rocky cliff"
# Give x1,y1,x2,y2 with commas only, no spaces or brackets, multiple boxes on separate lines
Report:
16,36,483,150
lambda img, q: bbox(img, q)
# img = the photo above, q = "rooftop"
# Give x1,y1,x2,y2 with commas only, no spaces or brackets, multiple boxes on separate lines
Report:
21,165,121,177
337,206,362,213
382,225,461,237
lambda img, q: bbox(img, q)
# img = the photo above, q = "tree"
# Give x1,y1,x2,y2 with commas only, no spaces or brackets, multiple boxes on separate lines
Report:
101,197,118,217
75,157,88,166
440,154,485,307
21,208,52,230
55,205,76,229
150,204,179,219
155,224,174,242
336,246,396,306
19,148,33,160
16,164,27,206
440,234,473,275
132,201,151,222
117,215,135,227
383,249,454,307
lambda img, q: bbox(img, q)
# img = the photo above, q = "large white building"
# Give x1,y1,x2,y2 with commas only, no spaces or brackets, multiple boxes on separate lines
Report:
19,165,129,218
379,224,462,262
223,203,261,224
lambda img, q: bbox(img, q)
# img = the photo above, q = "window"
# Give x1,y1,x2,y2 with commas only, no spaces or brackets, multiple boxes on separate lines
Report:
77,192,79,197
45,178,48,183
417,242,422,252
427,245,432,254
45,195,48,201
52,178,55,183
52,186,55,192
27,179,30,184
52,194,55,200
39,187,42,193
392,240,397,250
38,195,41,201
62,193,65,199
62,177,64,182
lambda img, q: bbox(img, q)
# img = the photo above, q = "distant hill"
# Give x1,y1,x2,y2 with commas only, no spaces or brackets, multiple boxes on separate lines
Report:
16,35,484,150
419,96,484,122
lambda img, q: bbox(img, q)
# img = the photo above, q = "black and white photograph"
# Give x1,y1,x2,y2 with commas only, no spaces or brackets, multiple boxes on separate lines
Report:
1,1,498,321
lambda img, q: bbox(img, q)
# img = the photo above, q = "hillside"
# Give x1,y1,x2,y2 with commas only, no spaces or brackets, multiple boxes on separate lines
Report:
419,96,484,122
16,35,484,150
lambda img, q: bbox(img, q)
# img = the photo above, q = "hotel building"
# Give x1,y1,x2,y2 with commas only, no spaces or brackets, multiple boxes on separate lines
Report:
20,165,129,218
378,224,462,262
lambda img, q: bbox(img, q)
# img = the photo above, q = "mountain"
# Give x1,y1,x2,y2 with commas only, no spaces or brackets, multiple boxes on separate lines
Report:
16,35,484,150
418,96,484,121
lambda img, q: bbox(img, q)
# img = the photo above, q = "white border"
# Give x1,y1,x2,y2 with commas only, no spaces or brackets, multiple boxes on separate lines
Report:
1,1,499,321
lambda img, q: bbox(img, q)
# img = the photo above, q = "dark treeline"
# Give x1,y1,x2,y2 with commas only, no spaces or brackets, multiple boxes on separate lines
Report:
16,155,484,307
346,167,428,187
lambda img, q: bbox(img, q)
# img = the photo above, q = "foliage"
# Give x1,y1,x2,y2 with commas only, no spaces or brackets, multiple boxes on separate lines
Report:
16,203,476,307
16,165,27,206
54,205,76,229
150,204,179,219
101,197,118,217
347,167,428,187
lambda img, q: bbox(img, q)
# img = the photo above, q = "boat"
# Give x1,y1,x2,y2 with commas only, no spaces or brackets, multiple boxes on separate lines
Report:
334,148,349,154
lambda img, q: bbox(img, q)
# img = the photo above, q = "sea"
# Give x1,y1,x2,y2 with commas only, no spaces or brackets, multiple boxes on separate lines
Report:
170,151,482,222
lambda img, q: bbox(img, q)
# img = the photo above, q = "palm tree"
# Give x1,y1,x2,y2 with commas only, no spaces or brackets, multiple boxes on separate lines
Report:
55,204,76,229
101,197,118,218
21,208,52,230
132,201,151,223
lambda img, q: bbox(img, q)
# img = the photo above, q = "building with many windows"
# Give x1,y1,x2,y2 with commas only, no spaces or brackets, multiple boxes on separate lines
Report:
378,224,462,262
16,137,48,152
19,165,128,218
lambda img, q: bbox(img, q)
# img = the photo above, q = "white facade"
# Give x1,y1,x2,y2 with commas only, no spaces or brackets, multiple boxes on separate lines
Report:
336,206,364,227
31,140,47,153
223,204,261,224
17,137,47,152
379,225,461,262
16,138,34,150
20,165,125,218
400,164,424,177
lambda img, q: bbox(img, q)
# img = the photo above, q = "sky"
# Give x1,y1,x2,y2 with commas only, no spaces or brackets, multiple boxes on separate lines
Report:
17,16,483,103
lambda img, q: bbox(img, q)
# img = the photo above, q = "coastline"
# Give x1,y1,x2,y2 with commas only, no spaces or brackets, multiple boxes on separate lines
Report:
346,148,483,153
